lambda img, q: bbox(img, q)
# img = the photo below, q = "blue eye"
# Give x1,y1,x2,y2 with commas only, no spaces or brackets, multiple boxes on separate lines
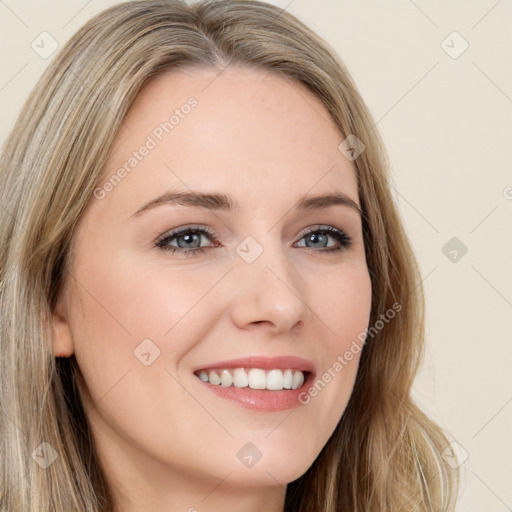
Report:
155,225,216,257
297,226,352,252
155,225,352,257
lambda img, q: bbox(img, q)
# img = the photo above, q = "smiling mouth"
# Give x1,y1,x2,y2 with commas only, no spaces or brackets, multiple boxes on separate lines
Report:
194,367,308,391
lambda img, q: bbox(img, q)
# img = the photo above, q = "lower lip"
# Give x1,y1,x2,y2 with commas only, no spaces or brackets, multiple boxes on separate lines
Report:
194,373,314,412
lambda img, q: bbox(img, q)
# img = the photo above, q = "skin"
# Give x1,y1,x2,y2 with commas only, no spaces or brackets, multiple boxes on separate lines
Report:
52,66,372,512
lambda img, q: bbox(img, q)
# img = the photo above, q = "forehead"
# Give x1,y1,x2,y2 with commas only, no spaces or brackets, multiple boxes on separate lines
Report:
96,65,358,215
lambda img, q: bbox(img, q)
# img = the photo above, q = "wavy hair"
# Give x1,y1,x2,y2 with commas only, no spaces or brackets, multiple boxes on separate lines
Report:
0,0,459,510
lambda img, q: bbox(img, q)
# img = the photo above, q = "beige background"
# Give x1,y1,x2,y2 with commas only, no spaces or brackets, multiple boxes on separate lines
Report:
1,0,511,509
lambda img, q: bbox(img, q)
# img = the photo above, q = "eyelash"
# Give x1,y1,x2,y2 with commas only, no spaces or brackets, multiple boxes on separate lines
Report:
155,224,353,257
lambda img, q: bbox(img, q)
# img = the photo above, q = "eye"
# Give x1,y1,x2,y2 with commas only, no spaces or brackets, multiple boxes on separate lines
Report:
155,224,352,257
155,225,218,257
294,226,352,253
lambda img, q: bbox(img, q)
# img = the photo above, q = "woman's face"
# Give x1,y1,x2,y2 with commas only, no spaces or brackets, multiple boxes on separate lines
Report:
53,66,372,503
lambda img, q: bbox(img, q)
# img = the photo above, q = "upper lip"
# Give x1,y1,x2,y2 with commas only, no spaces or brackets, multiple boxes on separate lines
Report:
193,355,316,375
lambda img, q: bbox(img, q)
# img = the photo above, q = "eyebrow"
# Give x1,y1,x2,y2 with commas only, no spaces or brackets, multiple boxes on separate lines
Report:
130,190,362,217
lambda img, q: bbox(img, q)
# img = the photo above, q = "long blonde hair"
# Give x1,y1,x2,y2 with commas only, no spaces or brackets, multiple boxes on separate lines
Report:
0,1,459,510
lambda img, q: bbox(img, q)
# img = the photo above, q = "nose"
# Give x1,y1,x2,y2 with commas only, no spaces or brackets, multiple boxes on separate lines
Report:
229,238,310,334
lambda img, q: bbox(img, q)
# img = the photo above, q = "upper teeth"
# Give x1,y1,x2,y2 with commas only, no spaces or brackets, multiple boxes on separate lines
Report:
196,368,305,390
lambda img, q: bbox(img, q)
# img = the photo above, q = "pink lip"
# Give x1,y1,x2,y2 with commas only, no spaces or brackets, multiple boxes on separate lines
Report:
192,355,316,412
192,355,316,373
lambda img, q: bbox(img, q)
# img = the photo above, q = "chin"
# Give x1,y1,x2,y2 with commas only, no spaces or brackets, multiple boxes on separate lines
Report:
222,445,318,487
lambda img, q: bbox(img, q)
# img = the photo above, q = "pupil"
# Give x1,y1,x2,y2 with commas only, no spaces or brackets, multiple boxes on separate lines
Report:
179,232,199,248
308,233,326,248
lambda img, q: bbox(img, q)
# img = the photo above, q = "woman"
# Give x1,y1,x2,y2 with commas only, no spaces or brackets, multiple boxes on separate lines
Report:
0,1,459,510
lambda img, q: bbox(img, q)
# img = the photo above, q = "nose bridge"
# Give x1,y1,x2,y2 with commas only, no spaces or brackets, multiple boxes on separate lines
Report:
229,233,309,331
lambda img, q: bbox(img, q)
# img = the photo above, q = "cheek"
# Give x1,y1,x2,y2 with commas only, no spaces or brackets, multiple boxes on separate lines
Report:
298,264,372,433
68,262,228,472
314,260,372,349
325,267,371,319
72,258,213,353
68,256,231,435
